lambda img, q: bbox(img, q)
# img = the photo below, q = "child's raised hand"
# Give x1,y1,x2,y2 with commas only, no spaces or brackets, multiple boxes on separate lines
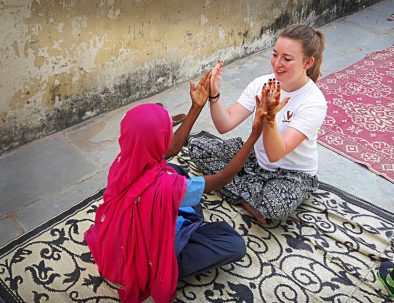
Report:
252,86,268,136
189,71,211,109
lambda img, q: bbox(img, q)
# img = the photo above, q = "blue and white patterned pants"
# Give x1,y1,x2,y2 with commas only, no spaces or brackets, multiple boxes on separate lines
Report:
188,132,319,220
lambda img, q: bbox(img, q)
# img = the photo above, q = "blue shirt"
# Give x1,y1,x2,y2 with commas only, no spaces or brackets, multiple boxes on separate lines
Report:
176,176,205,233
180,176,205,208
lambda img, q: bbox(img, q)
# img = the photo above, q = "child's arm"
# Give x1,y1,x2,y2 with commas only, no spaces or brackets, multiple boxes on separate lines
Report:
203,89,268,193
165,71,211,158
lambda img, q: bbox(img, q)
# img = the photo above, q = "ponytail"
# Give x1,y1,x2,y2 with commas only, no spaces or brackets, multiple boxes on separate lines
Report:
307,30,325,82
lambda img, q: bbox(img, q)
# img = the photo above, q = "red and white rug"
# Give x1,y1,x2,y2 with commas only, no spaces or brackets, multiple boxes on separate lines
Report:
318,45,394,183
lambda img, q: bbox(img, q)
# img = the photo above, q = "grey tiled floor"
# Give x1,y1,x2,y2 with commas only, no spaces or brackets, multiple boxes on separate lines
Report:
0,0,393,248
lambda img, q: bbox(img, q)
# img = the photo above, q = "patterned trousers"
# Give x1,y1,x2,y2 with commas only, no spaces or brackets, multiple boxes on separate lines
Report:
188,132,319,220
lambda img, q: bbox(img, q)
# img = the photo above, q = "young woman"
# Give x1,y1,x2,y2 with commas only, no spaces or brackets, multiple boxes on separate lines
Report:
84,71,269,302
189,24,327,222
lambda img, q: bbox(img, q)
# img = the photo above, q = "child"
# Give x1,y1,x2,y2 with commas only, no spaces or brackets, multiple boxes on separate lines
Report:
84,71,269,302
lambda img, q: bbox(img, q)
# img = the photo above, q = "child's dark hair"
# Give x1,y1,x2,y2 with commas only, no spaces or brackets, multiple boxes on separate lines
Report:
280,24,325,82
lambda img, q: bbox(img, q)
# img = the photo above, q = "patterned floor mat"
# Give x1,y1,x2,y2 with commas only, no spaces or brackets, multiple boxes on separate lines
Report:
1,147,393,302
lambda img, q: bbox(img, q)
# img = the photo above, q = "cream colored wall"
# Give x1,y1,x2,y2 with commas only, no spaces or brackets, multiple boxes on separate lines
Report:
0,0,380,153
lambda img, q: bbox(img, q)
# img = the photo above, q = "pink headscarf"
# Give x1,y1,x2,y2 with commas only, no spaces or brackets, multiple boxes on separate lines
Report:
84,104,186,302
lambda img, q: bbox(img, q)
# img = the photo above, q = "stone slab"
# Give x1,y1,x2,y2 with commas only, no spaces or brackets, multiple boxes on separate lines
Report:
16,171,106,231
320,21,378,55
317,146,394,210
344,3,394,31
0,215,24,247
0,136,96,217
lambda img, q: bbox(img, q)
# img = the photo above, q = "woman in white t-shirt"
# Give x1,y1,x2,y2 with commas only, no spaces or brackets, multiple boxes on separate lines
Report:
189,24,327,222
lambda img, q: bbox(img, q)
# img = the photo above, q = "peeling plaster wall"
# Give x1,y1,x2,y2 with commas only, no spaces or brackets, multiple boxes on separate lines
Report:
0,0,381,153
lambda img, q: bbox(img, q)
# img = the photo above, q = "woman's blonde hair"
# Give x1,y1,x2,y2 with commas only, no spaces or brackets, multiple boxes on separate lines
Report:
279,24,325,82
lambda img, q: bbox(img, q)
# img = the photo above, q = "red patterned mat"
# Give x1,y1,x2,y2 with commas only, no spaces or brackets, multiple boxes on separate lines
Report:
317,45,394,183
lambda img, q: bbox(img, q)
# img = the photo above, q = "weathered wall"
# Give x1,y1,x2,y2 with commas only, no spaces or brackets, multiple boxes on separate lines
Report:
0,0,381,154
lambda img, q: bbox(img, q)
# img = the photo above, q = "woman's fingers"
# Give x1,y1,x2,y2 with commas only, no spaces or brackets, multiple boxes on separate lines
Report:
277,97,291,111
213,60,223,76
262,78,289,128
275,91,280,102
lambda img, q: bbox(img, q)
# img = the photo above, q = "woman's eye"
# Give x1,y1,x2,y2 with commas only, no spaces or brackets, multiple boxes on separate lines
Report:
272,53,277,57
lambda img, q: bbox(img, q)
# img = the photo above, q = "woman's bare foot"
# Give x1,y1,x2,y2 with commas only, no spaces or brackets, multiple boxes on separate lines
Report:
240,200,267,224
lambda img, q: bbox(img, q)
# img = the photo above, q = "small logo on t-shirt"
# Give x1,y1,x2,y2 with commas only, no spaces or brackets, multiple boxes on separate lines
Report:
282,111,294,123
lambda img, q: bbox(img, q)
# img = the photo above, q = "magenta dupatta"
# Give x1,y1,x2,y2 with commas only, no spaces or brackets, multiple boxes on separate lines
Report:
84,104,186,302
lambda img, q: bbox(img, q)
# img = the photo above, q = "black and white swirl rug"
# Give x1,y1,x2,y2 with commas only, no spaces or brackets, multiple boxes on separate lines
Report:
1,147,393,302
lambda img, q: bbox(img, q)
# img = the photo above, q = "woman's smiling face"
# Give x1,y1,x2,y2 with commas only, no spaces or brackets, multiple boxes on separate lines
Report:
271,37,313,92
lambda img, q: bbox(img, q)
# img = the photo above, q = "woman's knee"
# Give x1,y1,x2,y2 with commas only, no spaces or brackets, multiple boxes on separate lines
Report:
254,181,302,220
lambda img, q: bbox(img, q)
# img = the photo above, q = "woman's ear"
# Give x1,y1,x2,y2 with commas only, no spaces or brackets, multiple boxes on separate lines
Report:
303,56,315,70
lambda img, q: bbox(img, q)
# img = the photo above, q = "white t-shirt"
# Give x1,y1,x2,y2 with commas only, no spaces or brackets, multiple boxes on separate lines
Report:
237,74,327,176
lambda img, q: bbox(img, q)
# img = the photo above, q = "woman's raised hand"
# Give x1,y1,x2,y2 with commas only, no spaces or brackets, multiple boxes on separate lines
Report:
210,60,224,98
266,79,290,127
189,71,211,109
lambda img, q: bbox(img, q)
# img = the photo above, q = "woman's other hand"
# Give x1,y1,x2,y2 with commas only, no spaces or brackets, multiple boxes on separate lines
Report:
190,71,211,109
210,60,223,98
266,79,290,127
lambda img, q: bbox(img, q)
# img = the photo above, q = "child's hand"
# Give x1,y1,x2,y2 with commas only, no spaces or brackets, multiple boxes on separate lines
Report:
189,71,211,109
252,85,268,136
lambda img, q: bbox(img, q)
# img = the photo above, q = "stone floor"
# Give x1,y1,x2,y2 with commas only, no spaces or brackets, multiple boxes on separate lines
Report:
0,0,393,249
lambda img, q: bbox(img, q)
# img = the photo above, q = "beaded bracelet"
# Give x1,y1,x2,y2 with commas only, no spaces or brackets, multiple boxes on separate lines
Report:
209,92,220,103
